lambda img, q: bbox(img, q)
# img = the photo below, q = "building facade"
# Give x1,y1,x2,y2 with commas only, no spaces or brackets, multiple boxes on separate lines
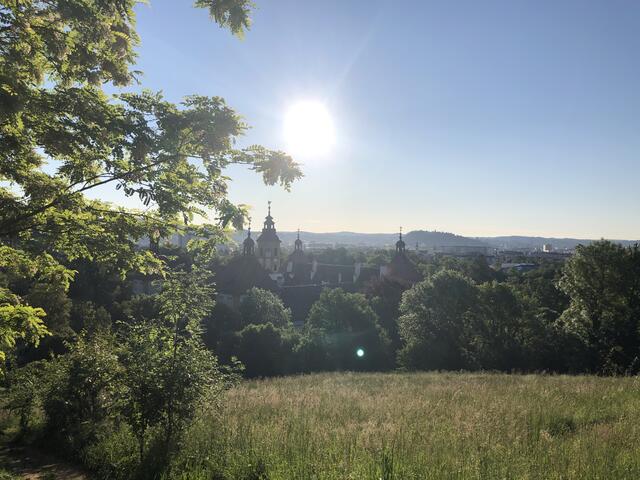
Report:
216,203,422,325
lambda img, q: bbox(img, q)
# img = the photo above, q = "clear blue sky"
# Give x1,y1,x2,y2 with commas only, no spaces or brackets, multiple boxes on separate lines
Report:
107,0,640,238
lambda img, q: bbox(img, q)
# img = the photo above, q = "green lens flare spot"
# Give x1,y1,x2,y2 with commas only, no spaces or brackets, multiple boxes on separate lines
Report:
356,348,365,358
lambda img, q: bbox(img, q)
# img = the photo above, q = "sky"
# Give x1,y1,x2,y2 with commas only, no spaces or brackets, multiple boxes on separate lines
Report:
101,0,640,238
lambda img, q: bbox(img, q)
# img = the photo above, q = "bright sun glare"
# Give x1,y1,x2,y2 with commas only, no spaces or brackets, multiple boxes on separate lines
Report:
284,101,335,158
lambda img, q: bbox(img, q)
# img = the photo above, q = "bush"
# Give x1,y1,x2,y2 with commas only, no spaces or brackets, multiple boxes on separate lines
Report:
235,323,298,377
305,289,391,371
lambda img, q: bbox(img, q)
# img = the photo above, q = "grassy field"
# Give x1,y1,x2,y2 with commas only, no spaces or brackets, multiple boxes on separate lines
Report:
177,372,640,480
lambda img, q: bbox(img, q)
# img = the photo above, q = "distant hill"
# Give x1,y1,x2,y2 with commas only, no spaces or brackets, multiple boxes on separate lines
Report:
230,230,638,251
231,230,488,248
231,230,396,247
405,230,488,248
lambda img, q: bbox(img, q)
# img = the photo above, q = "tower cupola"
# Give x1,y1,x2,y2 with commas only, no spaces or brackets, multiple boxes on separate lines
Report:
242,221,255,256
294,228,303,251
396,227,406,254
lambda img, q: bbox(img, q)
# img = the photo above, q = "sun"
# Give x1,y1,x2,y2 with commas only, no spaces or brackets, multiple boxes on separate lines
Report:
284,101,335,158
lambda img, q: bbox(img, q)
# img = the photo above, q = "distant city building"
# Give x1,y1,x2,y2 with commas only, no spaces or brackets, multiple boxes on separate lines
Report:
528,250,572,261
542,243,553,253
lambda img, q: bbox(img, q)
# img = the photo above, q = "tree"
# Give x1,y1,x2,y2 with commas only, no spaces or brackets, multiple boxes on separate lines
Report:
69,300,111,335
0,0,301,361
5,360,45,430
367,277,406,353
238,287,292,329
463,282,526,370
234,322,298,377
1,1,296,475
202,302,242,356
99,273,230,466
398,270,478,370
465,255,499,284
508,262,568,322
0,246,75,371
558,240,640,373
306,288,390,371
420,255,500,285
41,333,122,452
1,0,300,241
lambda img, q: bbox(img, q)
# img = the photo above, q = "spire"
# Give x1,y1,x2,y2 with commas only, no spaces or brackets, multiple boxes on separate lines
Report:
294,227,303,251
263,200,275,230
243,217,255,256
396,226,406,254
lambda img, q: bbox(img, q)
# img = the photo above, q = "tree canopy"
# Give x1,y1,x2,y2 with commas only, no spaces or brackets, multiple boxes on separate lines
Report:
238,287,293,329
558,240,640,373
0,0,301,368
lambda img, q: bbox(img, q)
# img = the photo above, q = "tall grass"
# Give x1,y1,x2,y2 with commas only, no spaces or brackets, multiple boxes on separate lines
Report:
174,372,640,479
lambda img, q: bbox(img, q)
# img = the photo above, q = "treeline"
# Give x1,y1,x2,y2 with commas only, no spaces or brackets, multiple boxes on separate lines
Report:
203,240,640,377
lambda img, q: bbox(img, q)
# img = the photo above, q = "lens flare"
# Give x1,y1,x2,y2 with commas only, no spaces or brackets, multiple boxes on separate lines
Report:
284,101,335,157
356,348,365,358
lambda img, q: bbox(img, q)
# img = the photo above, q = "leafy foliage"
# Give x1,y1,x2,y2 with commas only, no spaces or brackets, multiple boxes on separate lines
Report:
119,274,227,464
234,322,297,377
238,287,293,329
398,270,478,370
0,246,76,369
0,2,293,476
305,288,391,371
0,0,301,367
558,240,640,373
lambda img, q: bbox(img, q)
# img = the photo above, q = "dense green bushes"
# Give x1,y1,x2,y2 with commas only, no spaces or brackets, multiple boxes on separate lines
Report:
3,276,240,479
203,287,393,376
398,241,640,374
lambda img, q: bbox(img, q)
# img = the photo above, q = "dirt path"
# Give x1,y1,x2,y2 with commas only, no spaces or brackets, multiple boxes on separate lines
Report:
0,443,89,480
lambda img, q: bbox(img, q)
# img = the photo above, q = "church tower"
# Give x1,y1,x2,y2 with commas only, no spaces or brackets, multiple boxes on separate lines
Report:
380,226,421,286
288,228,305,264
242,220,255,256
396,227,406,254
294,228,303,253
256,201,281,272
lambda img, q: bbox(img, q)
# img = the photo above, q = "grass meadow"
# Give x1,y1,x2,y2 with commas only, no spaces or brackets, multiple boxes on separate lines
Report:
176,372,640,480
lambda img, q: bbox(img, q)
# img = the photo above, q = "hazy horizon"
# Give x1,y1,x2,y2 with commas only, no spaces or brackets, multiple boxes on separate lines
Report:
233,226,639,242
89,0,640,239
